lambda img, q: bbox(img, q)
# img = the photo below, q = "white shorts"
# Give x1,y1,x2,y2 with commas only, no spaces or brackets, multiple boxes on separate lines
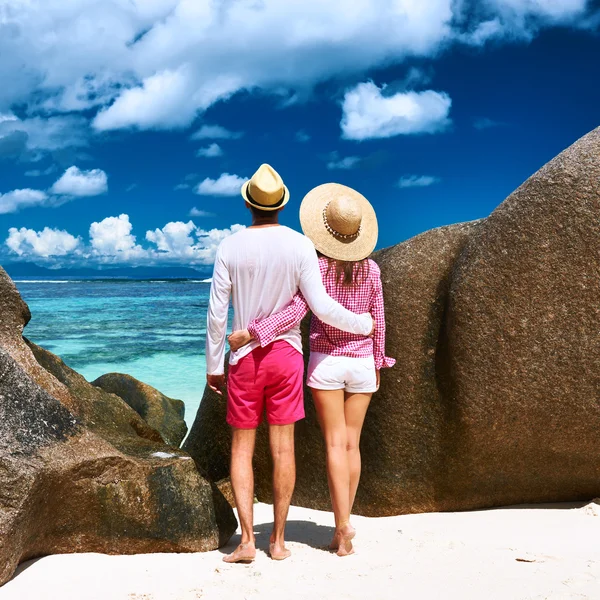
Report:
307,352,377,394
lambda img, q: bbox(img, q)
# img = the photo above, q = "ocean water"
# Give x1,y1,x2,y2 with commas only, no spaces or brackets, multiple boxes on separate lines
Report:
13,279,225,432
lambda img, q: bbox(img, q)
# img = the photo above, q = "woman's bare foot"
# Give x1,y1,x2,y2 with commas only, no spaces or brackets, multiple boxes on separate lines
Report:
335,523,356,557
329,530,341,551
269,541,292,561
222,541,256,563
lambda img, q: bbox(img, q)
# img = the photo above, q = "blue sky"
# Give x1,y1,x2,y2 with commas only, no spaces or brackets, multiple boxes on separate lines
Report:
0,0,598,271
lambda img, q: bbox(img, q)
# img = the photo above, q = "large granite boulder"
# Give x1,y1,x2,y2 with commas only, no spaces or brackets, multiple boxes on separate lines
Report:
185,126,600,517
0,268,236,586
92,373,187,448
442,126,600,508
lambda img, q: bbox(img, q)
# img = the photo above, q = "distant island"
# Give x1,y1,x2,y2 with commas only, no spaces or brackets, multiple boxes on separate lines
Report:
2,261,211,280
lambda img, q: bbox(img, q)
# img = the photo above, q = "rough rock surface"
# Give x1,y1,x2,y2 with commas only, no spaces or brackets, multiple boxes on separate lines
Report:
443,126,600,508
92,373,187,448
0,268,237,586
185,126,600,517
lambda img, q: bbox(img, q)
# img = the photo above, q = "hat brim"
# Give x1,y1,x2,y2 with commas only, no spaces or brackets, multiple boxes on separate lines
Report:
241,181,290,212
300,183,378,261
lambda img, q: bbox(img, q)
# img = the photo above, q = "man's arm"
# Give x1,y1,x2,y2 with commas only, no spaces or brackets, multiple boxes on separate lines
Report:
298,245,372,335
206,245,231,378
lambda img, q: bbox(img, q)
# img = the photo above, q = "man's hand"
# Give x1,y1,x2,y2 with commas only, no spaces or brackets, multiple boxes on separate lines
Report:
207,373,226,396
228,328,254,352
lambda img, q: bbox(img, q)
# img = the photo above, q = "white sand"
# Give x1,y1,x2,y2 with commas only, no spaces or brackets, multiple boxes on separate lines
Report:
2,501,600,600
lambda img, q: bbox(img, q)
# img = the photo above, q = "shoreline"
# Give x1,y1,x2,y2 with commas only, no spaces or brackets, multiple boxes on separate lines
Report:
2,501,599,600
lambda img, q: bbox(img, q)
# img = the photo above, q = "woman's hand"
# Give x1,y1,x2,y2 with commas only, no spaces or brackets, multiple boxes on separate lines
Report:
376,369,381,390
228,328,254,351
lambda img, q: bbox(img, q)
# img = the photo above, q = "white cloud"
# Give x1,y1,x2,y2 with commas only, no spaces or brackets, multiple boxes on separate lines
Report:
25,165,58,177
194,225,246,262
296,130,311,143
174,183,191,191
189,207,215,217
473,117,504,130
191,125,243,140
145,221,244,263
51,166,108,197
0,189,49,214
327,155,361,170
4,214,243,267
489,0,588,22
0,0,592,136
6,227,81,257
0,115,89,157
89,214,144,258
196,143,223,158
341,82,452,140
146,220,197,255
397,175,441,188
195,173,247,197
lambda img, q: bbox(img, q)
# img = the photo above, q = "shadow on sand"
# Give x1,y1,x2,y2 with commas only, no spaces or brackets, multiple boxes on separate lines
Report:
218,519,336,556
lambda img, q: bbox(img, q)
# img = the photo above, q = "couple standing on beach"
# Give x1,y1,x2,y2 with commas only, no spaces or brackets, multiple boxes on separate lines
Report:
206,164,395,562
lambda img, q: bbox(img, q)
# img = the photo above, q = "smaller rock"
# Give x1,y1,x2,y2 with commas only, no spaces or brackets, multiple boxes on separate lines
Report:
93,373,188,447
216,477,235,508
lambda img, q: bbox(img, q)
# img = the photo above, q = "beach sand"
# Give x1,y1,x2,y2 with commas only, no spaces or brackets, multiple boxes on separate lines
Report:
2,501,599,600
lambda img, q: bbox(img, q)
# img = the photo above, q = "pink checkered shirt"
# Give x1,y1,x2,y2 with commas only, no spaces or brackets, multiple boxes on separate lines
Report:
248,257,395,370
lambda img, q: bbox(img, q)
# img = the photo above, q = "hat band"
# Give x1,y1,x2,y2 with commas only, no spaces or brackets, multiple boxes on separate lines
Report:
322,203,362,240
246,185,286,209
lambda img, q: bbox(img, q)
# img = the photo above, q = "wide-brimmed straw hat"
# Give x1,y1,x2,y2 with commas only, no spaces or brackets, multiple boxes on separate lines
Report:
241,163,290,212
300,183,378,261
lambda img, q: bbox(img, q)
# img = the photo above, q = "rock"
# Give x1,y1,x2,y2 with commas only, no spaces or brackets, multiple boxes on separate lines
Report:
186,126,600,517
215,478,236,508
92,373,187,448
443,126,600,509
0,268,237,586
26,340,165,450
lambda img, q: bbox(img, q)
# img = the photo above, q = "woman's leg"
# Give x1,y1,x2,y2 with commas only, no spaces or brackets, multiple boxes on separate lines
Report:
311,387,355,554
344,392,372,513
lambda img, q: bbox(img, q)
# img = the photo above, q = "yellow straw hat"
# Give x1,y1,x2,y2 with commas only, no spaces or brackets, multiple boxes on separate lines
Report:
241,163,290,211
300,183,378,261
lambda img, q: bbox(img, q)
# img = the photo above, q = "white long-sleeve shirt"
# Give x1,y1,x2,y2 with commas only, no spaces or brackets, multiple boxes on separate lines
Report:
206,225,373,375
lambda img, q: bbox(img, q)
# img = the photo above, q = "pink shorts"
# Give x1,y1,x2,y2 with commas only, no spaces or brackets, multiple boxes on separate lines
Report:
227,341,305,429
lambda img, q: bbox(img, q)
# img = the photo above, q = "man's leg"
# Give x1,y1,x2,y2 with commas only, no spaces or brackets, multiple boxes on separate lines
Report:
264,342,305,560
223,351,265,564
268,423,296,559
223,427,257,563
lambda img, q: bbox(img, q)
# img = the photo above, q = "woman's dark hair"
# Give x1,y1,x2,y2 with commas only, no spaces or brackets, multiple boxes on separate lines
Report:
318,252,370,287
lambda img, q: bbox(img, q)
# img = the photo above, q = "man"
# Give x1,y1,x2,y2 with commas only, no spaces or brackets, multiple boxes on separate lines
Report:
206,164,373,563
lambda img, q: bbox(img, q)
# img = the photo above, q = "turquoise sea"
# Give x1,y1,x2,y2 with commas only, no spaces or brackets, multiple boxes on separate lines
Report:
13,278,225,432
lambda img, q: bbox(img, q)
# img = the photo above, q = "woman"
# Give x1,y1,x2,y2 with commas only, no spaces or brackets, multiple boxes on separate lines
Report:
228,183,395,556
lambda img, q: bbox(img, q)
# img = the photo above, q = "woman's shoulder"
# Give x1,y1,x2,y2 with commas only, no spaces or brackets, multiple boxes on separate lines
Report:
366,258,381,276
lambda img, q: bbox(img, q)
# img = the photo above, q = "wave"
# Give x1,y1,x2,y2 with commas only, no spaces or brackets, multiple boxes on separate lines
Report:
14,280,77,284
13,277,212,284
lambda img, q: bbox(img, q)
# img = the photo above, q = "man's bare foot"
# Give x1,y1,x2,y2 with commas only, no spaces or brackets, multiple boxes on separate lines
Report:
269,541,291,561
335,524,356,557
222,541,256,563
